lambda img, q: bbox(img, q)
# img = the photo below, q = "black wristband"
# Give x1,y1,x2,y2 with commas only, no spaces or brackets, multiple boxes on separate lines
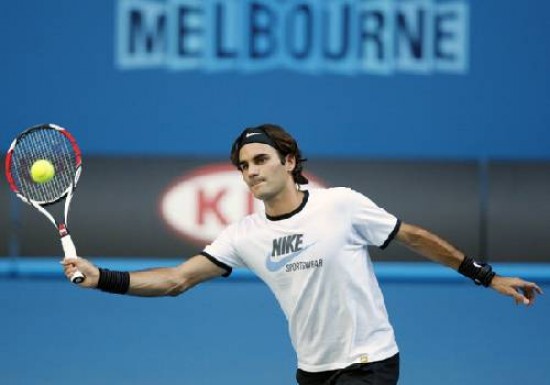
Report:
97,268,130,294
458,256,496,287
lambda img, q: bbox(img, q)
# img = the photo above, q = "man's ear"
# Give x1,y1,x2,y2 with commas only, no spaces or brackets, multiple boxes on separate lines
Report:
285,154,296,172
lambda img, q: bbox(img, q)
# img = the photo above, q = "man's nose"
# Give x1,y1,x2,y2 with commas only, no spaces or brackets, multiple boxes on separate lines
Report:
246,164,259,177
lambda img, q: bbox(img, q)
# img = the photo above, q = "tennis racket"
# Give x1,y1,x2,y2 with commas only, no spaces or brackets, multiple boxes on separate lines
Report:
5,123,85,283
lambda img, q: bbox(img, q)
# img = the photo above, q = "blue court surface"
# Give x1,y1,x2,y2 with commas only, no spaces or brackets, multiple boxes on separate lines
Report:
0,260,548,385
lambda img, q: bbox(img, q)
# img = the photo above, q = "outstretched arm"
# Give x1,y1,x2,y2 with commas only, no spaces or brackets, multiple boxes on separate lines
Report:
61,254,227,297
395,222,543,306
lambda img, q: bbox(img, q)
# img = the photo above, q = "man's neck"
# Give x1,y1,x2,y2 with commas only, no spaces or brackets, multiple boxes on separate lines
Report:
264,187,305,218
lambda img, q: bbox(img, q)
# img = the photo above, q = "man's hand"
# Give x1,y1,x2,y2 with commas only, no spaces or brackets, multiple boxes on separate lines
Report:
61,257,100,288
490,276,543,306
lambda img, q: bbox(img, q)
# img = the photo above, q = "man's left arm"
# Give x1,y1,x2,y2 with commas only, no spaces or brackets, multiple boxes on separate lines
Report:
395,222,543,306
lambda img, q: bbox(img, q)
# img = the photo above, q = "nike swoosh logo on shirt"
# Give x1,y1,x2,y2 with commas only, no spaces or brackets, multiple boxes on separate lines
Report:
265,242,317,272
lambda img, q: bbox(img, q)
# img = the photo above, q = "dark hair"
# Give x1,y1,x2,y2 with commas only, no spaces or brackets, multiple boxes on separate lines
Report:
230,123,308,184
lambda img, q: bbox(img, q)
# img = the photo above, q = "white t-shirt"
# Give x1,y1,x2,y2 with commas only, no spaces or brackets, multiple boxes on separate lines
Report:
202,187,400,372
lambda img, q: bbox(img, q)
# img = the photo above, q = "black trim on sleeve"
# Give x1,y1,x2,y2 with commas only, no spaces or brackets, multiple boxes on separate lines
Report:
200,252,233,277
380,219,402,250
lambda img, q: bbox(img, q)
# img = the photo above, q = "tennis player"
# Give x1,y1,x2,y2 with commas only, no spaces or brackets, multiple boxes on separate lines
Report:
62,124,542,385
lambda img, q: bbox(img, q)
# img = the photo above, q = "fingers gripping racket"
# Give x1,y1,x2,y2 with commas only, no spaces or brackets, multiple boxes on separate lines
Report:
5,123,85,283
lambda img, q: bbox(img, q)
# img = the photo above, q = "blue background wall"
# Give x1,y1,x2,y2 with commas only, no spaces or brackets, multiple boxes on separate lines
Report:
1,0,549,159
1,1,549,384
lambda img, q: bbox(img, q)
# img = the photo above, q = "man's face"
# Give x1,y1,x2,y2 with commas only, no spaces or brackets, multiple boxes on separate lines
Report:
238,143,295,201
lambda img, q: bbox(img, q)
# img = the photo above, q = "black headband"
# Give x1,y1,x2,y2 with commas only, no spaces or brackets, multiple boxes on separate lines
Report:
232,127,282,154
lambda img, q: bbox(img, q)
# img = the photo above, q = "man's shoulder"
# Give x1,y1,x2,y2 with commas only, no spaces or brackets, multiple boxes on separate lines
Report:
229,212,264,230
308,186,358,199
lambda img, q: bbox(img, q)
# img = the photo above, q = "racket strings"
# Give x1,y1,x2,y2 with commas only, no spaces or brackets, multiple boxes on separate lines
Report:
10,127,78,203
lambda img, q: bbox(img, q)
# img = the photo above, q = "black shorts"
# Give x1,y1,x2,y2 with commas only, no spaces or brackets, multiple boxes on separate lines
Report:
296,353,400,385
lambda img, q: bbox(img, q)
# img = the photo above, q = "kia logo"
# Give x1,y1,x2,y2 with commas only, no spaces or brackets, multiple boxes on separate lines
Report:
160,163,326,245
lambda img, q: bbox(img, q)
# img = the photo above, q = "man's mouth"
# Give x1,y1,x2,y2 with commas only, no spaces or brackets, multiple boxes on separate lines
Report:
251,179,265,187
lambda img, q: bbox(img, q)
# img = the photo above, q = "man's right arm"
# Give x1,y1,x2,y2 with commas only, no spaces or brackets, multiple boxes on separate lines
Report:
61,254,227,297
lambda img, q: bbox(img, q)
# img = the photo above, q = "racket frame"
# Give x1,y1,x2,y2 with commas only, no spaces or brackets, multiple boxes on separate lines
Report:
5,123,85,283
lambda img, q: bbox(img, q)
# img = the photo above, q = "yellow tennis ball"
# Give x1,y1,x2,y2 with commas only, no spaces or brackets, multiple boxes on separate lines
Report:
31,159,56,183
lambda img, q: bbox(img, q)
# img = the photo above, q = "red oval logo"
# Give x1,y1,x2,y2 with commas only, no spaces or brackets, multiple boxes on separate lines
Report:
160,163,326,245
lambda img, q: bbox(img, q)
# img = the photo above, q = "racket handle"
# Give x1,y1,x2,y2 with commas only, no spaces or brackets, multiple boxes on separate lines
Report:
61,234,85,284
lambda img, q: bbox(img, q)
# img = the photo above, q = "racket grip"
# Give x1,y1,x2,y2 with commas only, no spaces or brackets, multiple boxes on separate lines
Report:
61,234,85,284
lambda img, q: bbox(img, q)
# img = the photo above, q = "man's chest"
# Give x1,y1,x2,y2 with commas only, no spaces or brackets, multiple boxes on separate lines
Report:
237,215,351,279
